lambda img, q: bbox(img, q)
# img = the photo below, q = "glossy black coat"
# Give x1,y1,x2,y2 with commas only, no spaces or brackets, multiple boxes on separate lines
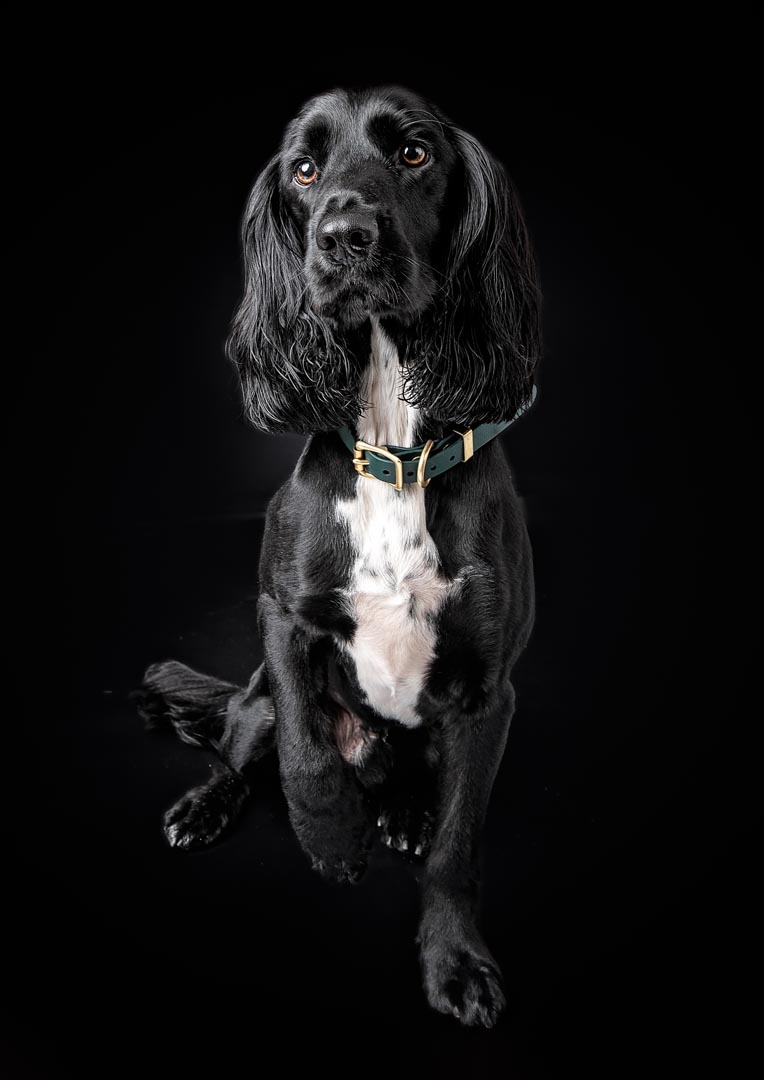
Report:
135,86,541,1028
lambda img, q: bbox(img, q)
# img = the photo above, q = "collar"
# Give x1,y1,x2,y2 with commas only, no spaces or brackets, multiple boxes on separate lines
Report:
336,385,537,491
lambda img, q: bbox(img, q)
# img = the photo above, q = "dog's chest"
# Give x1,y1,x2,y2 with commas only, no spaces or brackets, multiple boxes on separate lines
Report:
335,323,458,728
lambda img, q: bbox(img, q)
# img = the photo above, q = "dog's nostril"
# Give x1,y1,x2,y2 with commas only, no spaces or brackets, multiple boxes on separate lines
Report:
317,232,336,251
356,221,379,248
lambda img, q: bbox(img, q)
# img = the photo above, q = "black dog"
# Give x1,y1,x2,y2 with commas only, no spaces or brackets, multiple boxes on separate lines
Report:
135,86,541,1028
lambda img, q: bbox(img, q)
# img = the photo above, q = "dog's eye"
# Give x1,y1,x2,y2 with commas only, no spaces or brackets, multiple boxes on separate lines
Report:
400,144,429,167
294,160,318,186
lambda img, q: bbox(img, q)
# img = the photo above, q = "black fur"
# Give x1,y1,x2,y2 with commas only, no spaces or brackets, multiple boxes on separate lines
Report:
226,86,540,432
136,86,541,1029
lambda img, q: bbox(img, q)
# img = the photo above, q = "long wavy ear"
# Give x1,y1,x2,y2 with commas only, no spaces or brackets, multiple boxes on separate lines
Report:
226,158,363,434
401,129,541,427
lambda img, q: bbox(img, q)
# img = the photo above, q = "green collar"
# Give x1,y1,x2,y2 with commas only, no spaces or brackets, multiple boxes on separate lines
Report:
336,386,537,491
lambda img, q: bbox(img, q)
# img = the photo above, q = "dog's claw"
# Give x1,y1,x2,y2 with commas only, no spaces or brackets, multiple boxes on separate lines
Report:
162,777,244,851
377,806,432,858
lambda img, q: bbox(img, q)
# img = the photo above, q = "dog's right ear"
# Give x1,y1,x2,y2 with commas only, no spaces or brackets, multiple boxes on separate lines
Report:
226,157,362,434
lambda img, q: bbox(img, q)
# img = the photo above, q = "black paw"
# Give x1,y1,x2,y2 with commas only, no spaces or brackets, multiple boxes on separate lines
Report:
308,853,368,885
163,773,248,851
421,941,505,1028
287,785,372,886
377,807,433,858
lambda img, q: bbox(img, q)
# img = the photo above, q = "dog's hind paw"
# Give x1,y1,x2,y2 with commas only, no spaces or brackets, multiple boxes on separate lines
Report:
162,770,249,851
377,807,433,858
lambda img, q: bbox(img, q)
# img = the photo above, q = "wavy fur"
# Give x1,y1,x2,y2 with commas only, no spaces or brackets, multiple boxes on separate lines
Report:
400,127,541,426
226,158,366,433
226,87,541,435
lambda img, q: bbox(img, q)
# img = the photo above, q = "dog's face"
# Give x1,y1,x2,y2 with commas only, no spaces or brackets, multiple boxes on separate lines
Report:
279,88,457,328
228,86,541,434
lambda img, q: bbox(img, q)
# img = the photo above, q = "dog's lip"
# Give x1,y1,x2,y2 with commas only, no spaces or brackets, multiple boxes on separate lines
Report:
309,290,408,328
313,288,389,311
311,280,385,307
315,264,381,286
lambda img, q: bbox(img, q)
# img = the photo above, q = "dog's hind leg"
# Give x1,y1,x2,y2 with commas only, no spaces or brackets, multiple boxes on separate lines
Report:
217,665,276,776
134,662,276,850
377,726,439,858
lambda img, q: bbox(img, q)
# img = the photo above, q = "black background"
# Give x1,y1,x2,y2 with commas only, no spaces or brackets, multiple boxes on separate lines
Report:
7,60,757,1076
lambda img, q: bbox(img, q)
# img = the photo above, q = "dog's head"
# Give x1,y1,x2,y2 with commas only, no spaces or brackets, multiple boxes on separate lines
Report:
227,87,541,433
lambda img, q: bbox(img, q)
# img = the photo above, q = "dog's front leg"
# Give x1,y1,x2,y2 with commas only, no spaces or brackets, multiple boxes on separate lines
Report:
258,594,372,884
418,684,515,1028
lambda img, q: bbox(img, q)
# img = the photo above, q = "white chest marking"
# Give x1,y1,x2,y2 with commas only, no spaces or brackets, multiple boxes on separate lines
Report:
335,320,461,728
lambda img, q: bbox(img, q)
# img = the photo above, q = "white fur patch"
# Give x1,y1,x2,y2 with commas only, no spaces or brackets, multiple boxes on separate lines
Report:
335,320,461,727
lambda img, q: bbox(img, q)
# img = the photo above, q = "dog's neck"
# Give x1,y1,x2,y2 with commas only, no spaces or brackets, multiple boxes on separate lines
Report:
356,318,418,448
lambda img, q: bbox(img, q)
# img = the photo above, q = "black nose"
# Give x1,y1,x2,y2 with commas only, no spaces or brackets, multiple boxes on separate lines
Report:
316,212,379,261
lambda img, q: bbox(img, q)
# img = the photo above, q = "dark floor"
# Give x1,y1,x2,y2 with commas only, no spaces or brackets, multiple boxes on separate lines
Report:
8,474,748,1077
8,73,757,1076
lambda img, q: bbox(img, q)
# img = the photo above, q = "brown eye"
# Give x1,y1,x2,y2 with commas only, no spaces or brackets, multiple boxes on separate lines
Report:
400,144,428,167
294,160,318,186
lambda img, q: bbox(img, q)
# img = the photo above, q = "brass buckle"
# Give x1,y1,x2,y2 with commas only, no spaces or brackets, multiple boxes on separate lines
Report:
416,439,435,488
455,428,474,462
353,439,404,491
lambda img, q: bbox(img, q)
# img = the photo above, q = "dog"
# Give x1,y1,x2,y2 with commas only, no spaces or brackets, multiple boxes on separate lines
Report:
134,86,541,1028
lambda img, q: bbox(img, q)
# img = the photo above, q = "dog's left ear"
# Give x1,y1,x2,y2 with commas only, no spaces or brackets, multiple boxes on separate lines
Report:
402,129,541,427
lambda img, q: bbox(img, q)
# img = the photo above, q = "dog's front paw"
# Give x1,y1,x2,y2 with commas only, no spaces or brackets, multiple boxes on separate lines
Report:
163,772,248,851
287,788,372,885
308,852,368,885
420,937,505,1028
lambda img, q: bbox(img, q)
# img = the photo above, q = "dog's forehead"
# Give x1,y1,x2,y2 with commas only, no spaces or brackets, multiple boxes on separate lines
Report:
284,87,445,160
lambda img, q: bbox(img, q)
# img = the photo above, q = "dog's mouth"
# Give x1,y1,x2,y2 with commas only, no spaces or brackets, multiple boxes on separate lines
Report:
308,262,429,328
311,282,398,326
